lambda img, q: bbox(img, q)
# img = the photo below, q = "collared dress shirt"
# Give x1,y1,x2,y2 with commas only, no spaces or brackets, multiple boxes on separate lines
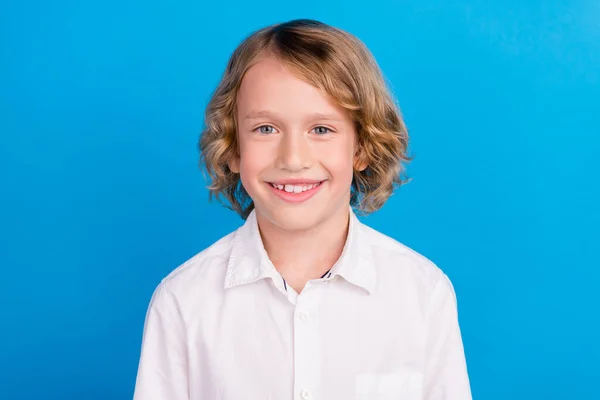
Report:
133,209,472,400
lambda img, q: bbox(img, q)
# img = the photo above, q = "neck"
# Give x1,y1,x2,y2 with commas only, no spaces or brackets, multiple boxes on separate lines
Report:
256,207,350,293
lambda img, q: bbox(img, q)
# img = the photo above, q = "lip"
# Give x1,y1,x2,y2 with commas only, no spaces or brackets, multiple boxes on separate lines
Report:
266,180,325,204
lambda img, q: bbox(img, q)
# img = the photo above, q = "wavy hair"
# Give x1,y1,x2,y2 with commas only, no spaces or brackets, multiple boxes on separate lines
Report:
199,19,412,219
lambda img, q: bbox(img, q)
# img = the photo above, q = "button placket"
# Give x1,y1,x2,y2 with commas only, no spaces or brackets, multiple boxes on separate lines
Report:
293,287,322,400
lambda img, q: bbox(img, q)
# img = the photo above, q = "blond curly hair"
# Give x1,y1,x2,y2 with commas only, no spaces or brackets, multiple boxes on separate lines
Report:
199,19,412,219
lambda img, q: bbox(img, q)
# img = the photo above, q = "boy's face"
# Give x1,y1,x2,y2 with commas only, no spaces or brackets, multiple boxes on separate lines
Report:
231,56,366,232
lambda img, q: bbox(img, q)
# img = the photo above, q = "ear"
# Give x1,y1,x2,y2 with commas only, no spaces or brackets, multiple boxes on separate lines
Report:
228,155,240,173
354,146,368,172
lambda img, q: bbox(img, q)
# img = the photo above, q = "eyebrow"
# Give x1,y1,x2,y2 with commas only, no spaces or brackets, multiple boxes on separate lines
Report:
242,110,344,122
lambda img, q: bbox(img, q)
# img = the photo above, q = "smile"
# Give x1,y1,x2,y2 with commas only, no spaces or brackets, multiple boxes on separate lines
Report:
265,180,325,203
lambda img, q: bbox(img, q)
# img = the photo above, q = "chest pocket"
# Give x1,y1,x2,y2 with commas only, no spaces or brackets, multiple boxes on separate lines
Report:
355,370,423,400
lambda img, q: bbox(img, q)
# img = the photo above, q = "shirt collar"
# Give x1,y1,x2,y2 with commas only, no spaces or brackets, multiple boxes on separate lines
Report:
224,207,376,294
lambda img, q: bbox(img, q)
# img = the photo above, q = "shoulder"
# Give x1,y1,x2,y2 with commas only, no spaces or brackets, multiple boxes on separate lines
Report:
360,222,454,294
155,230,237,302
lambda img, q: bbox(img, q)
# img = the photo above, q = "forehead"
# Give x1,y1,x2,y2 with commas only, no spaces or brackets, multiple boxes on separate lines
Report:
236,56,348,119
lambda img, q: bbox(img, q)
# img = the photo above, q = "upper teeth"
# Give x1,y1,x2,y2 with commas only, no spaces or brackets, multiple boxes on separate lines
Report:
271,182,320,192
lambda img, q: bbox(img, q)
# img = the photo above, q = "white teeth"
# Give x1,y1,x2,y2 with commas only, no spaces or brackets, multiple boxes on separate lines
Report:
272,182,321,193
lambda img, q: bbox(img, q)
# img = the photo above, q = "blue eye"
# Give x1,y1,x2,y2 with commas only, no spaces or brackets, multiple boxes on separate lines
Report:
257,125,275,134
313,126,330,135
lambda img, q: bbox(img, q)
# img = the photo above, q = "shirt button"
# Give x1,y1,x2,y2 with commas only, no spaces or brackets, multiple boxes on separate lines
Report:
300,388,312,400
299,311,310,321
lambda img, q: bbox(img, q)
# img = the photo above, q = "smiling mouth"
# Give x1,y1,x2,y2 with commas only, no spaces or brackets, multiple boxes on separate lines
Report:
267,181,324,194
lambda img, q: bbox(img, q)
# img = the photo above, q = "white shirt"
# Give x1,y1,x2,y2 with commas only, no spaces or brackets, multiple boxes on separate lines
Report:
133,209,471,400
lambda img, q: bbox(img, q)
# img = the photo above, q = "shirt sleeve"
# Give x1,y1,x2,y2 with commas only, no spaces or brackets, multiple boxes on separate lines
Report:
133,282,189,400
423,273,472,400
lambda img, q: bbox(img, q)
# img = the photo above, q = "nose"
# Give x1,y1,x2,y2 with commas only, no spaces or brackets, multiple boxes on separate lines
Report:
275,131,313,172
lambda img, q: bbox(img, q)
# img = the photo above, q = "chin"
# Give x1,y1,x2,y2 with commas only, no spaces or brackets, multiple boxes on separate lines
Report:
258,204,326,232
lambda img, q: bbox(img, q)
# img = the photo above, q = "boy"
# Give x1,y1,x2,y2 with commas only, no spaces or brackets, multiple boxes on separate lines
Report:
134,19,471,400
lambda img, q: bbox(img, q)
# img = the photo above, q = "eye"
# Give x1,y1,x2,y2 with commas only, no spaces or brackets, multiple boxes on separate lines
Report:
312,126,331,135
256,125,276,134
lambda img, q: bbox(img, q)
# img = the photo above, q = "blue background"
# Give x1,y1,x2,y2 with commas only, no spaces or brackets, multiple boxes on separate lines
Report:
1,0,598,399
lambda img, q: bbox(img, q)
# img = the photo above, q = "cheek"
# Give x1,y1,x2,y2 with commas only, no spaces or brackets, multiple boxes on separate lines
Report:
238,140,259,171
316,142,356,181
237,141,271,186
